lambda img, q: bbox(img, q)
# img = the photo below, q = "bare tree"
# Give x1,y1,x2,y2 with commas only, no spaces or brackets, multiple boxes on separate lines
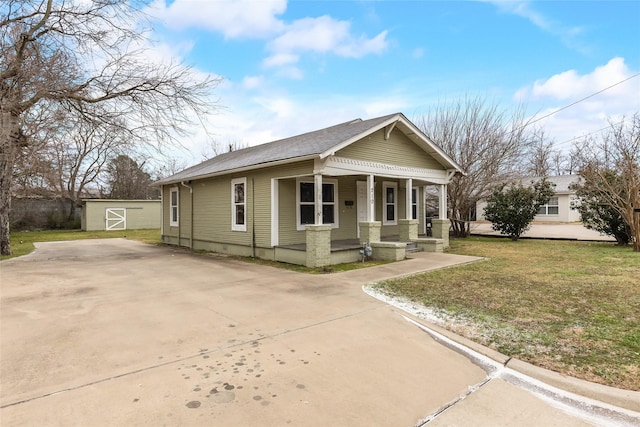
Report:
48,110,130,218
415,96,534,237
525,129,555,176
1,0,220,254
105,154,157,199
572,114,640,252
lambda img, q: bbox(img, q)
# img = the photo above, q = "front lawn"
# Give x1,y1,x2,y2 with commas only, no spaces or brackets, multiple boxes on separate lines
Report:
371,237,640,390
2,229,162,260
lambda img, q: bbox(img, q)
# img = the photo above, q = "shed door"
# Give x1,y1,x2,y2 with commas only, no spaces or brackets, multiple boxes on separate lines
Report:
106,208,126,231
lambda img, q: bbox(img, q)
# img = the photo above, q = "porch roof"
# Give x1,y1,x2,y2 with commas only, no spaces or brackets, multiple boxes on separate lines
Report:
156,113,464,186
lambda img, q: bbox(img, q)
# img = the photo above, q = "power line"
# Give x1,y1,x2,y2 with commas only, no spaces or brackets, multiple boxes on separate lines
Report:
552,120,624,149
525,72,640,128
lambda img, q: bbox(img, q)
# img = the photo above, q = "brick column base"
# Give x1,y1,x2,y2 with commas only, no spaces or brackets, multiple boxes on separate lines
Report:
398,219,418,242
305,224,332,267
431,219,450,249
359,221,381,244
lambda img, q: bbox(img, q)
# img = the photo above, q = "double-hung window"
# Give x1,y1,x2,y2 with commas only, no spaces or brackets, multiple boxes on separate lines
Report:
297,178,338,230
231,178,247,231
538,196,559,215
383,181,398,225
169,187,179,227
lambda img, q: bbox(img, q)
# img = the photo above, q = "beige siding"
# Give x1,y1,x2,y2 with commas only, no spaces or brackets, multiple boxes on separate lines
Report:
163,157,433,250
278,179,299,245
253,160,314,247
336,128,443,170
162,185,179,238
82,200,160,231
179,185,192,241
166,159,315,249
333,177,358,241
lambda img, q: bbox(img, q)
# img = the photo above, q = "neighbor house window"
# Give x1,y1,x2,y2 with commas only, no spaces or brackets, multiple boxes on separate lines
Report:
383,181,397,225
231,178,247,231
538,197,559,215
297,178,338,230
170,187,179,226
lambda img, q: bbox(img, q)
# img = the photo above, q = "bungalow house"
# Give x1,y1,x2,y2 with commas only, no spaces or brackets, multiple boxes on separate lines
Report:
155,113,465,267
476,175,582,223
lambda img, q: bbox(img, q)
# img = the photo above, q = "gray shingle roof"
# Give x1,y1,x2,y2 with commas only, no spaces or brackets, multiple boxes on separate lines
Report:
522,175,580,193
156,112,461,185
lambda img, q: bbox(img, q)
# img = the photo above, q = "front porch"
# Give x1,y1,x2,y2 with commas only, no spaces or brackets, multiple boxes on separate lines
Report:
277,234,430,251
274,219,450,267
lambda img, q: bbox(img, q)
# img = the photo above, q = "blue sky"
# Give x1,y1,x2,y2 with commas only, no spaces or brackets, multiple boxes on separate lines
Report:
146,0,640,165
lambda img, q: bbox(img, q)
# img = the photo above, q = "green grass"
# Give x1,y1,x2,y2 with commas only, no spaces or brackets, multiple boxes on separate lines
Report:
2,229,162,260
372,237,640,390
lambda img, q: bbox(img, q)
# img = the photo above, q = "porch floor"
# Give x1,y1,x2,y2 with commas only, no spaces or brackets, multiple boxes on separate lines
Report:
277,235,428,252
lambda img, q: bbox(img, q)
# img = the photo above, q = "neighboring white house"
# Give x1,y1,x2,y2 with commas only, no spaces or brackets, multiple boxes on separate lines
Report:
476,175,582,223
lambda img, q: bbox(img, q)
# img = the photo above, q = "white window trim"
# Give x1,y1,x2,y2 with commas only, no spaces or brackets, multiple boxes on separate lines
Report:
296,178,339,231
231,177,247,231
412,186,419,220
169,187,179,227
539,196,559,216
383,181,398,225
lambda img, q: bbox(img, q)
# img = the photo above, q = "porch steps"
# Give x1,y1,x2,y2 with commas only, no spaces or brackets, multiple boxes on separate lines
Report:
405,242,424,254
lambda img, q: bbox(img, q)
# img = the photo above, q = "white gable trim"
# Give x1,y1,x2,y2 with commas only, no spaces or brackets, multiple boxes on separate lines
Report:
318,114,464,175
317,156,451,184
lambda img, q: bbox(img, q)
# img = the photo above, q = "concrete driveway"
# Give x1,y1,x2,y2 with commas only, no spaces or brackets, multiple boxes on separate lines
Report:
0,239,632,426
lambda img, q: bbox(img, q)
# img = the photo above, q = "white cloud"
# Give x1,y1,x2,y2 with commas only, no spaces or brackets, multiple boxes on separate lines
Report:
275,66,304,80
515,57,635,101
514,57,640,145
241,76,264,90
148,1,389,78
481,0,587,52
169,85,412,166
147,0,286,38
262,52,299,68
264,15,388,68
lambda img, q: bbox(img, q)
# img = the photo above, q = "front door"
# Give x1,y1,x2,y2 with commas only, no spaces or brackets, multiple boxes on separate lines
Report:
357,181,368,238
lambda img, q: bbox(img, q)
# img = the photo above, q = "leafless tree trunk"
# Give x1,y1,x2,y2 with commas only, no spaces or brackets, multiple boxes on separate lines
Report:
526,129,555,176
105,154,157,199
46,111,129,219
1,0,220,255
415,96,535,237
574,114,640,252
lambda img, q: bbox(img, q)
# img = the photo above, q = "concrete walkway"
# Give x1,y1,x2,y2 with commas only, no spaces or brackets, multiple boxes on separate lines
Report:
1,239,637,426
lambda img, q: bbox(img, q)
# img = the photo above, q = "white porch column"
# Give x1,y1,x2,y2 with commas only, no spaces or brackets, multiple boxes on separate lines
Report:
314,173,323,225
270,178,279,246
405,178,413,220
367,174,375,221
439,184,448,219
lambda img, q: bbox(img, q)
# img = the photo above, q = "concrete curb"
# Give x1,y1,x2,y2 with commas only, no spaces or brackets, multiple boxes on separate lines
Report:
400,311,640,413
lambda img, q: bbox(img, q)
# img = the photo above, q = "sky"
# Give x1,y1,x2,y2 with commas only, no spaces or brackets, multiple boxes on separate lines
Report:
144,0,640,167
